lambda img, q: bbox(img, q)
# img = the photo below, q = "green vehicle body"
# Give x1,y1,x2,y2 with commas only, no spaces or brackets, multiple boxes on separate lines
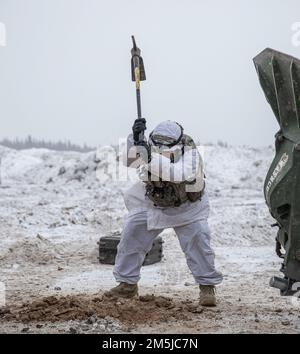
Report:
254,48,300,296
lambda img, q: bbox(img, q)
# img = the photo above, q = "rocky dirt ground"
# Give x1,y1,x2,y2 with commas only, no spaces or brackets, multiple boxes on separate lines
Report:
0,143,299,333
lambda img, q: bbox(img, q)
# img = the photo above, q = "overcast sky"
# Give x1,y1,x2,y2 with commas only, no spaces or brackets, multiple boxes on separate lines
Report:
0,0,300,147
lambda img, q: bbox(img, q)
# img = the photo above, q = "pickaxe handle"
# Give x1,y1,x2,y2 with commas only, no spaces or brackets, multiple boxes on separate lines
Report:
131,36,146,142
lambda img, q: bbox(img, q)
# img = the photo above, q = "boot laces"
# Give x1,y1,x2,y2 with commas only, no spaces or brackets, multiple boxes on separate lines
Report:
201,285,215,295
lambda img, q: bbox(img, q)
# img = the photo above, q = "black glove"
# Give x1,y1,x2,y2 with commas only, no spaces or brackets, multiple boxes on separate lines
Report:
132,118,146,142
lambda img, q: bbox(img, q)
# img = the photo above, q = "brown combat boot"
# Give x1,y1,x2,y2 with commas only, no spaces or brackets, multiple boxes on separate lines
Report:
199,285,217,307
103,282,138,299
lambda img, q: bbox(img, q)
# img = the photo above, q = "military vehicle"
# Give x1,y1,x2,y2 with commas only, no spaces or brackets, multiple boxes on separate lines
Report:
254,48,300,296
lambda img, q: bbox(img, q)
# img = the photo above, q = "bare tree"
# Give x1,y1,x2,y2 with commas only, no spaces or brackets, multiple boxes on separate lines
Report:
0,135,95,152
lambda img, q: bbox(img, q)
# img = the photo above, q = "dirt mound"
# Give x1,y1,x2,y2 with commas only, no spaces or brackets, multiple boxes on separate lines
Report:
0,234,65,265
1,293,201,326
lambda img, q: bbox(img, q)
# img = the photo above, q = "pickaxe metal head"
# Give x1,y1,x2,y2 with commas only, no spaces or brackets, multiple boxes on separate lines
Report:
131,35,146,82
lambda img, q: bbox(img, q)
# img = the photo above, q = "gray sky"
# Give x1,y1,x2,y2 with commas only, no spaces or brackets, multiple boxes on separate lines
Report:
0,0,300,147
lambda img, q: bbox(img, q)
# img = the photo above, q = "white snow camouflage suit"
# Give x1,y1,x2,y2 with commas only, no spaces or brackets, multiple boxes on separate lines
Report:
113,120,223,286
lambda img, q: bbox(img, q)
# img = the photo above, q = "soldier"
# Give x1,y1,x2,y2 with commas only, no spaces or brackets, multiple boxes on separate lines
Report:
105,119,222,306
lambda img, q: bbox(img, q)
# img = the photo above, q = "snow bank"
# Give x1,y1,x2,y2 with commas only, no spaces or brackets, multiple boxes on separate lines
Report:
0,143,276,250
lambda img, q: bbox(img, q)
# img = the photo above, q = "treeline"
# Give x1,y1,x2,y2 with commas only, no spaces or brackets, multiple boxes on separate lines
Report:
0,135,95,152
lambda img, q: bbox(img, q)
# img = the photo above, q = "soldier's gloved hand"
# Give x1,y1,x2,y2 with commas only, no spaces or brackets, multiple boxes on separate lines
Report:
132,118,146,142
135,140,151,163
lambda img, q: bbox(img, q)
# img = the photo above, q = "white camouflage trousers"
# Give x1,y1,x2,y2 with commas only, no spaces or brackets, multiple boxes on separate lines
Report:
113,211,223,286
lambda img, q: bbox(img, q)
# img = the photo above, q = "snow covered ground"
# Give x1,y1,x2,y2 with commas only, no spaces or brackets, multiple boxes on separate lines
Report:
0,143,299,333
